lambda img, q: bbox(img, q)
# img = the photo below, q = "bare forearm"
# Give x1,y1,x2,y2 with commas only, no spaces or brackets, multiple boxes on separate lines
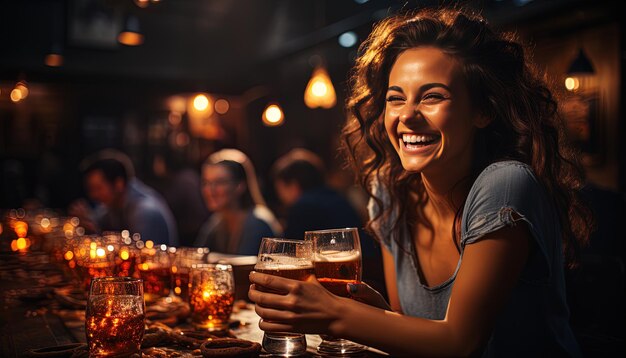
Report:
332,298,476,357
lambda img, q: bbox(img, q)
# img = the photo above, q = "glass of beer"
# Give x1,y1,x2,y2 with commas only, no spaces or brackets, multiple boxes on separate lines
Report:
305,228,367,355
136,244,171,303
171,247,209,301
189,263,235,331
86,277,145,357
254,237,314,356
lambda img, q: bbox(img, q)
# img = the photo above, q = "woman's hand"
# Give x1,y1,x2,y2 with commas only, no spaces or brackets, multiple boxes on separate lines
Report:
347,282,392,311
248,271,346,335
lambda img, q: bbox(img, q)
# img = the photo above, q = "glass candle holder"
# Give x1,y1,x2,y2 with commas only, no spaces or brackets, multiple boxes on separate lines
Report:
189,263,235,331
86,277,145,357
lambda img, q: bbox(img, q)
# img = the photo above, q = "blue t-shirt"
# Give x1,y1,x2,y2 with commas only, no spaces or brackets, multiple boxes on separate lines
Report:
369,161,581,357
97,178,179,247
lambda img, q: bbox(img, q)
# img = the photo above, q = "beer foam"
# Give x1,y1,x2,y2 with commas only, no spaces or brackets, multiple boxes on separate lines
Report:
315,250,360,262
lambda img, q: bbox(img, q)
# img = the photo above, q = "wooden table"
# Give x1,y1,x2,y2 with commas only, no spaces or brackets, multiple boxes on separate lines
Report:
0,251,387,357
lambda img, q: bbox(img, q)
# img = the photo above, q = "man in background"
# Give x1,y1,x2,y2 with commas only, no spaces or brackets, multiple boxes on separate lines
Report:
70,149,179,247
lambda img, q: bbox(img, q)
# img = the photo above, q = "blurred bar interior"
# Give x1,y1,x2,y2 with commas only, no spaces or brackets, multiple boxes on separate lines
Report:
0,0,624,350
0,0,624,202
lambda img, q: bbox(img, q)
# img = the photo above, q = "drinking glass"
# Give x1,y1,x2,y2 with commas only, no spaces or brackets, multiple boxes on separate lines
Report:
171,247,209,301
254,237,314,356
305,228,367,355
86,277,145,357
189,263,235,331
136,243,171,303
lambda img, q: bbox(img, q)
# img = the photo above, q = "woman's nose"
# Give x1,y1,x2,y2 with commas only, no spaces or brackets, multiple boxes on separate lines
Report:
399,104,419,123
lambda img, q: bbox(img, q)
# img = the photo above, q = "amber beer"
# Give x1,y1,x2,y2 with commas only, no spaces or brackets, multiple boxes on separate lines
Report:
255,264,315,280
86,294,145,356
189,264,235,331
171,267,191,300
314,250,361,297
137,264,171,302
189,287,235,330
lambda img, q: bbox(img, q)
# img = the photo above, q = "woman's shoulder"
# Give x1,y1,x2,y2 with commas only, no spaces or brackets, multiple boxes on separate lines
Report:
478,160,535,178
249,205,282,235
465,160,547,219
472,160,540,192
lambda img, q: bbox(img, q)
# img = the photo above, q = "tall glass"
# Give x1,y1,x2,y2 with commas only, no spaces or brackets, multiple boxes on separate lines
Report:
85,277,145,357
306,228,367,355
189,263,235,331
254,238,314,356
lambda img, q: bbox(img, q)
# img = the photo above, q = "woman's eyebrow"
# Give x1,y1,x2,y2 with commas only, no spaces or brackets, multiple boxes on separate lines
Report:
387,83,451,93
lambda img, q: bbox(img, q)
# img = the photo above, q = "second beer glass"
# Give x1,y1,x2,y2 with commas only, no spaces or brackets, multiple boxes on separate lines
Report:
254,237,314,356
306,227,367,355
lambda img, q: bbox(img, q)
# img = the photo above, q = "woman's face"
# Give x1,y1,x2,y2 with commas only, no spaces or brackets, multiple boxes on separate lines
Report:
384,47,484,175
201,164,243,211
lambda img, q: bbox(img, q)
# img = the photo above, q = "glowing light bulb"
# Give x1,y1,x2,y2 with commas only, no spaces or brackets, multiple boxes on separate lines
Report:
304,66,336,109
262,104,284,126
564,77,580,91
193,94,209,111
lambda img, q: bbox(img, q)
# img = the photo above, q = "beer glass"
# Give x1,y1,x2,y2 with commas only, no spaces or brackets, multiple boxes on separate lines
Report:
171,247,209,301
254,238,314,356
136,244,171,303
306,228,367,355
86,277,145,357
189,263,235,331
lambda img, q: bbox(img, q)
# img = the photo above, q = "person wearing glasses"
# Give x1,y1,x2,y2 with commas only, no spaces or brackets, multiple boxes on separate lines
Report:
194,149,281,255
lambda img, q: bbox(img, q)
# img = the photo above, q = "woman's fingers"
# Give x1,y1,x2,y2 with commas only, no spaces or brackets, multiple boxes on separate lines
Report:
347,282,392,310
249,271,299,293
258,319,294,333
249,284,304,312
255,305,297,322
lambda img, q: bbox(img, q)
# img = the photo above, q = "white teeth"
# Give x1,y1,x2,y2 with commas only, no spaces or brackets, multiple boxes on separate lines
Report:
402,133,437,144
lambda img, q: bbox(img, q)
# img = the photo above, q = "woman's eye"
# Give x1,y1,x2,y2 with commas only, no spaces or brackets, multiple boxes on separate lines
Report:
422,93,446,102
386,96,404,103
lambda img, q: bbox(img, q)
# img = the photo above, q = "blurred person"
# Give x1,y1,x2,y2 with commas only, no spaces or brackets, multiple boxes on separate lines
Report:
152,151,210,246
194,149,281,255
69,149,179,246
249,7,593,357
273,148,364,239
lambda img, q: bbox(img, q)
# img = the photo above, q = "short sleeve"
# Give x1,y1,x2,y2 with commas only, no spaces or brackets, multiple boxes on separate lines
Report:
461,161,555,283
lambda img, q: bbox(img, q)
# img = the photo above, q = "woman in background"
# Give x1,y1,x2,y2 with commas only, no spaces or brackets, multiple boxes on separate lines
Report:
195,149,281,255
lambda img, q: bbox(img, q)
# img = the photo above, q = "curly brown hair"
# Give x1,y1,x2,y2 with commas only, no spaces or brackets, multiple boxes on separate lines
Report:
342,7,592,266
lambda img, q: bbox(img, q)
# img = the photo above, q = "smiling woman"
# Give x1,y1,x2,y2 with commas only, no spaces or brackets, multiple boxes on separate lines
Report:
248,6,594,357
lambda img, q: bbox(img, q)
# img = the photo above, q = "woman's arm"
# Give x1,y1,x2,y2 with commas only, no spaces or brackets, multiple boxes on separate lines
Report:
249,223,530,357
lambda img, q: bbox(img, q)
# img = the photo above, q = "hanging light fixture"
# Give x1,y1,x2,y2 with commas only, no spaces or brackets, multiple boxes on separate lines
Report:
262,103,284,126
44,43,64,67
304,66,336,109
118,15,144,46
565,49,595,92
